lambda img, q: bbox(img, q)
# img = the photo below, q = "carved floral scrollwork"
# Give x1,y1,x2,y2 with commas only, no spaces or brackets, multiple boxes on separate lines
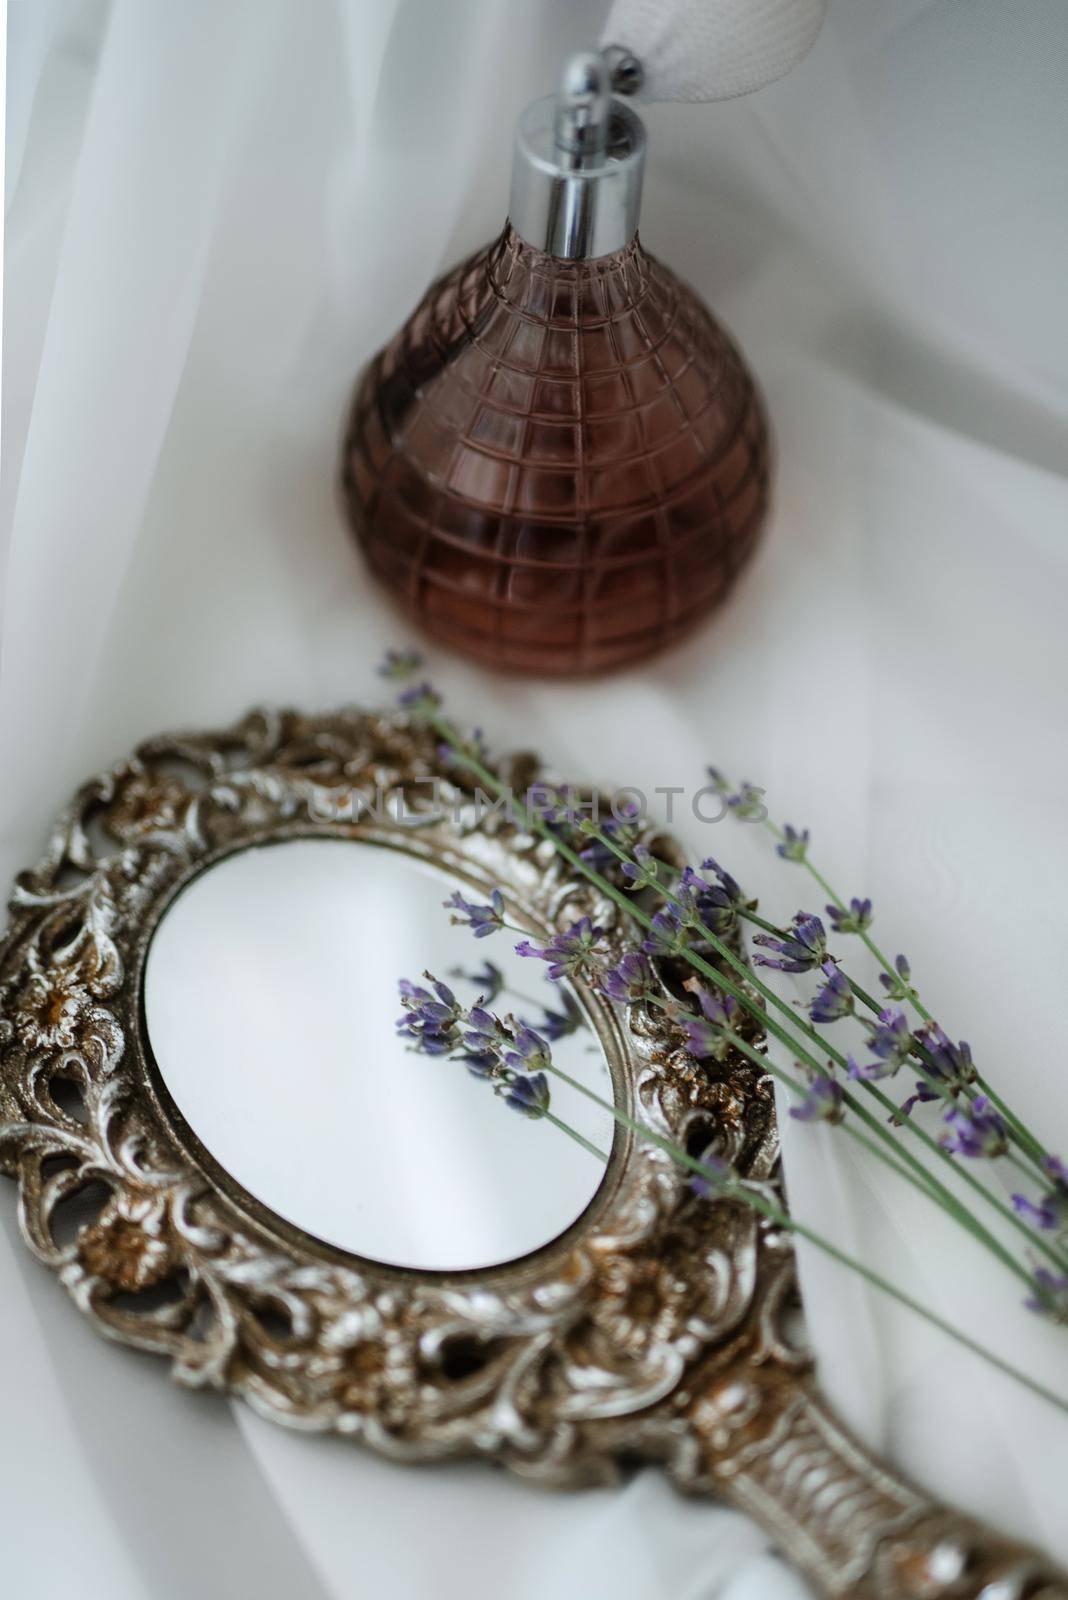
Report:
0,709,782,1476
3,709,1058,1599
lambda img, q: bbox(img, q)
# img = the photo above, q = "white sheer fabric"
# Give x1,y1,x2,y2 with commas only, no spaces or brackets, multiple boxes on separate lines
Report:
602,0,827,100
3,3,1067,1597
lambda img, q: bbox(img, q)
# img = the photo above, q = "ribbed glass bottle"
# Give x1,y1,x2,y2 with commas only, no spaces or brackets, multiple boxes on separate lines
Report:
342,224,770,675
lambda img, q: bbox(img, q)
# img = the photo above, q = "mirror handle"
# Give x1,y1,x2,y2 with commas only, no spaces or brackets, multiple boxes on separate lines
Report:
686,1363,1067,1599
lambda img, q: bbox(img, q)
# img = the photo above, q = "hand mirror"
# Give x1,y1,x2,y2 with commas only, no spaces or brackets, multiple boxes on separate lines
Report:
0,709,1062,1600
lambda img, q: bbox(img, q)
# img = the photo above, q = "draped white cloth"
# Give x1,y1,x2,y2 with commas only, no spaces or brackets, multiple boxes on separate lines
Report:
3,3,1068,1597
603,0,827,100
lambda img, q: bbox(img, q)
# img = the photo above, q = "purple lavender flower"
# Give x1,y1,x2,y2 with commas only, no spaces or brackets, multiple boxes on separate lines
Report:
1025,1268,1068,1322
377,647,422,681
690,1148,731,1199
1044,1153,1068,1186
528,990,584,1041
620,842,660,888
777,825,810,862
525,784,578,826
691,986,739,1029
790,1074,845,1125
447,960,505,1003
579,805,641,871
642,902,685,956
396,981,556,1116
463,1005,502,1045
939,1096,1008,1158
809,960,854,1024
847,1054,887,1084
890,1020,972,1117
397,681,442,716
897,1081,943,1119
503,1026,552,1076
396,975,462,1053
516,915,606,981
400,976,457,1020
706,767,730,796
699,857,745,902
879,953,913,1000
676,864,713,916
463,1051,499,1080
598,950,655,1005
503,1071,550,1119
870,1008,914,1068
827,898,873,935
920,1023,977,1091
752,912,827,973
578,834,620,873
672,862,750,939
444,888,506,939
398,977,432,1004
677,984,739,1060
693,856,749,936
727,781,768,822
848,1007,914,1082
1012,1154,1068,1233
1013,1189,1068,1233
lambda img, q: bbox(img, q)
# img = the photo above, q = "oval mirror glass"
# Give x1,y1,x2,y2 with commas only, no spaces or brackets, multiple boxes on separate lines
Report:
143,838,616,1271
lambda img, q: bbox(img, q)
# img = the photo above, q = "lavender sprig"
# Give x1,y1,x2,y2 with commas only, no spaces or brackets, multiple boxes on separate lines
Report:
809,961,854,1024
752,913,828,973
445,888,508,939
522,796,1066,1278
939,1097,1009,1159
396,974,607,1161
598,950,657,1004
676,982,740,1062
790,1072,846,1125
516,915,607,982
578,803,642,872
1026,1270,1068,1323
396,953,1068,1412
1013,1157,1068,1236
386,668,1068,1302
711,764,1052,1175
777,825,810,862
825,897,873,934
879,953,913,1000
397,681,442,716
569,816,1068,1277
434,847,1004,1232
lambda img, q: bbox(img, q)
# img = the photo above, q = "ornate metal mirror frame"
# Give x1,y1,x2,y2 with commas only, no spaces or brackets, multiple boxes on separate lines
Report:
0,709,1062,1600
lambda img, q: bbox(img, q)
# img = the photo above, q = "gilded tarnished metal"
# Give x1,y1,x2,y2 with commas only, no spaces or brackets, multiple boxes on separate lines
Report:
0,708,1063,1599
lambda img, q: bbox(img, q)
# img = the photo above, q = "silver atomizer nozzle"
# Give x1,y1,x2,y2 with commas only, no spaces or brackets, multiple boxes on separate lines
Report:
509,48,646,260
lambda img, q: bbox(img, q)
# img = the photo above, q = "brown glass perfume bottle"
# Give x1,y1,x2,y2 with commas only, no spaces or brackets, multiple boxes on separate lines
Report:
342,51,770,676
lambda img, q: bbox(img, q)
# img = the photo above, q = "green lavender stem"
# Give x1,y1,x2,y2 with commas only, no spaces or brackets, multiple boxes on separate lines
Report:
537,1052,1068,1417
416,708,1068,1407
746,1192,1068,1419
819,948,1048,1180
762,818,1051,1169
543,1108,610,1163
719,1027,1037,1290
588,820,1068,1275
635,991,1030,1285
429,719,1050,1283
740,905,1051,1186
629,865,1024,1178
573,814,1039,1251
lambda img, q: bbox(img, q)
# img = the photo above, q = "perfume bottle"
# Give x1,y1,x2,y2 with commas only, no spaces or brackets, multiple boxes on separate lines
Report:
342,50,770,676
